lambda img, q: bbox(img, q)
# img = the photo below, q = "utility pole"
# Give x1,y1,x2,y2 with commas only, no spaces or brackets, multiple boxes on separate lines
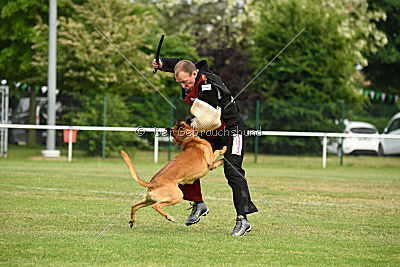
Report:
42,0,60,157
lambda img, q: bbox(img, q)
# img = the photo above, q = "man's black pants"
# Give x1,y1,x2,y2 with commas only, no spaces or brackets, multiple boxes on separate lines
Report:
214,132,258,216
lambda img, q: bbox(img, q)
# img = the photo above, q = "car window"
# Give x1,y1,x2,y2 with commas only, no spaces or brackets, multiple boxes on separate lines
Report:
350,127,377,134
16,99,29,113
388,119,400,133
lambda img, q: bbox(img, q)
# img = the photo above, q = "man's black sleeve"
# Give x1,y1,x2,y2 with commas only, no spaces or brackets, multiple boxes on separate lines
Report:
160,57,183,73
198,83,218,108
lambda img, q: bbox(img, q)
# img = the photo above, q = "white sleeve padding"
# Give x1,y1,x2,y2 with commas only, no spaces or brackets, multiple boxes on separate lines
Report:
190,99,221,132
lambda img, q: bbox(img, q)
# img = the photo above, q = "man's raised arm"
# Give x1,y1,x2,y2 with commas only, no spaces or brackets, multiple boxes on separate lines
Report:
153,57,183,73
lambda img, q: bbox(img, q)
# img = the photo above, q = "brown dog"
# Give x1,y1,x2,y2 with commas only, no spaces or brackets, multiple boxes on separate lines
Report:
121,121,227,227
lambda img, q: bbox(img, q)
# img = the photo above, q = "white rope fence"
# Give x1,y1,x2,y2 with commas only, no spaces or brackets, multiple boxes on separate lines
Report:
1,123,400,168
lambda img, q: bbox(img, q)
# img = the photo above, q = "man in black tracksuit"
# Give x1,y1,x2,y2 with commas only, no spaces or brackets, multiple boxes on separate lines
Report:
153,58,258,237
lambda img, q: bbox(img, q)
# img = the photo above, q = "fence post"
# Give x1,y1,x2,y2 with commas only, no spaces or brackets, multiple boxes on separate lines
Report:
4,85,8,158
0,85,9,158
68,127,73,162
0,86,4,157
168,98,174,161
340,101,345,166
102,95,107,161
254,99,260,163
154,131,159,164
322,135,327,168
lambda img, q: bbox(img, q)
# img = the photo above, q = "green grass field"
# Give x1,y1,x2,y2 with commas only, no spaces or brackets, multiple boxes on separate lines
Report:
1,146,400,266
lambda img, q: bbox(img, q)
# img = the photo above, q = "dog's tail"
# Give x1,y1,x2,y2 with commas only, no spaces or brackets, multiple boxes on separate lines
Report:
121,150,149,187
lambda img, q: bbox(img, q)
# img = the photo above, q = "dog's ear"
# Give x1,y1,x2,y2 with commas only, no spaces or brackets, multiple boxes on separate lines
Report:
174,121,180,127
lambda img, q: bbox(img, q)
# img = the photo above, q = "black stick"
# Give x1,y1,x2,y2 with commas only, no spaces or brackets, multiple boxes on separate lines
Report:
153,35,165,74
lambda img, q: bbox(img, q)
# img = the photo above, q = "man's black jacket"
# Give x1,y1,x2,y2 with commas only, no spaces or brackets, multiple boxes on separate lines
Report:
160,57,246,130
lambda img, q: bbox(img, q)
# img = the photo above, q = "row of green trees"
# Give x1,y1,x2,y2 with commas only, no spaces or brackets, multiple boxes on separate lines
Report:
1,0,398,97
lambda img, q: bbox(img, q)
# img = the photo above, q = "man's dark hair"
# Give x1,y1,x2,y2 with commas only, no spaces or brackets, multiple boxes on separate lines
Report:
174,60,196,75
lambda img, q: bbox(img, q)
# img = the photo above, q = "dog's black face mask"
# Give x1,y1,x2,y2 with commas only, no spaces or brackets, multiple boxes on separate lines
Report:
167,121,193,145
167,122,185,136
165,122,180,145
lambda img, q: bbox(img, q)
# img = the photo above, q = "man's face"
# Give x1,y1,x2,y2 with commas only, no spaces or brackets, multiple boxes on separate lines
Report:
175,70,197,91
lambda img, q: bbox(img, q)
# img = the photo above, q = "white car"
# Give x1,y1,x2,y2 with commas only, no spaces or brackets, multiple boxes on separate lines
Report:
379,112,400,156
328,121,380,155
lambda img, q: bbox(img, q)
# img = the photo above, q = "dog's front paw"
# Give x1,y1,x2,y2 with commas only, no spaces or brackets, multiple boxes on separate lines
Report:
221,146,227,154
129,220,134,228
210,162,218,171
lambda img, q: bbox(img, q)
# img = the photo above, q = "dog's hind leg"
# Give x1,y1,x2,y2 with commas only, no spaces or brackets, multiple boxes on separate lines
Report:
129,200,153,228
152,200,181,222
152,187,183,222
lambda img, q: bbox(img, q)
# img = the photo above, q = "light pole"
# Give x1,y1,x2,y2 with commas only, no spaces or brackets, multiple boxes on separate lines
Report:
42,0,60,157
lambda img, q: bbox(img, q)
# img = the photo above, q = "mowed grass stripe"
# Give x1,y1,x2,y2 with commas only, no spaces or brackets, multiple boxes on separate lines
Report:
2,183,399,211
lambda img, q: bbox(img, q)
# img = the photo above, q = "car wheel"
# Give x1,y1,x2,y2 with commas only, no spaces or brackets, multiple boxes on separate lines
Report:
378,144,384,157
